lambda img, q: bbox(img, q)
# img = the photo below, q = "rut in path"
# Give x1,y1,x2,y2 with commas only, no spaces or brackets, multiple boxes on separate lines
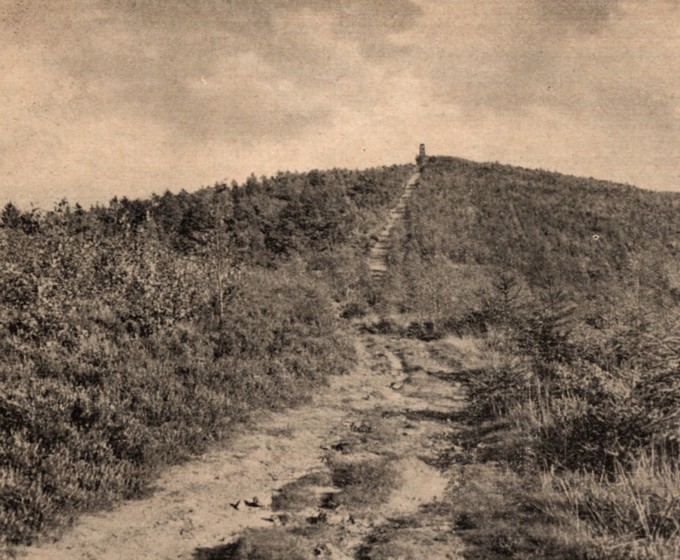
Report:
367,171,420,280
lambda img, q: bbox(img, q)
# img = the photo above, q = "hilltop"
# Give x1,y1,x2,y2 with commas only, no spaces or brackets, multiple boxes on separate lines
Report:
386,154,680,315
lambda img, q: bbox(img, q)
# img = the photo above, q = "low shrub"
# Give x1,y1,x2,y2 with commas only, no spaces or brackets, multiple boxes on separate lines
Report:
362,318,399,335
230,527,314,560
328,456,401,508
0,263,353,546
402,320,443,341
465,353,534,421
340,301,368,320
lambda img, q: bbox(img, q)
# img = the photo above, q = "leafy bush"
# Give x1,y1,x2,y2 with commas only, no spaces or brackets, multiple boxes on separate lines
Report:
0,163,411,545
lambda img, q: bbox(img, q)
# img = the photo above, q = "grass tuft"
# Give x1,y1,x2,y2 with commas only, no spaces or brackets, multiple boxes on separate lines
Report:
327,456,401,509
271,471,333,512
229,527,314,560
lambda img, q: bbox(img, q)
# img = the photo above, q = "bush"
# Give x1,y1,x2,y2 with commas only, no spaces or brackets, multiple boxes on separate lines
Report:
231,527,314,560
402,320,443,341
0,163,400,545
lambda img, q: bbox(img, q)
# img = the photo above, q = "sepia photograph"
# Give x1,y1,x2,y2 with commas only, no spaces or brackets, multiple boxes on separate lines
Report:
2,1,680,558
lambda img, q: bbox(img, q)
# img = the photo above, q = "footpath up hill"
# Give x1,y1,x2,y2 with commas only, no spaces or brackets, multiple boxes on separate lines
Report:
8,154,680,559
0,164,413,551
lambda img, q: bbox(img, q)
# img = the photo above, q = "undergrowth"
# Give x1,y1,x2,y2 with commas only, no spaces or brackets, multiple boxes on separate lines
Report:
0,164,411,547
327,456,402,509
378,156,680,557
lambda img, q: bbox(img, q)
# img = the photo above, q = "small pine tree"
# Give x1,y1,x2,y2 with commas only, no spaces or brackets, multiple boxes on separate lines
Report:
1,202,20,229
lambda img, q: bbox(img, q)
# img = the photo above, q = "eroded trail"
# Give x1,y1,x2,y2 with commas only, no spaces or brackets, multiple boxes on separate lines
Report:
15,329,479,560
367,171,420,279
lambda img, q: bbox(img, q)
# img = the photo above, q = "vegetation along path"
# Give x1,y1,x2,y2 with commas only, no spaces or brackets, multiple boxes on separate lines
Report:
13,155,680,558
16,330,481,559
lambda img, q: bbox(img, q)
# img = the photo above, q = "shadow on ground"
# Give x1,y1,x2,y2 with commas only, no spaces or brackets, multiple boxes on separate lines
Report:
192,542,239,560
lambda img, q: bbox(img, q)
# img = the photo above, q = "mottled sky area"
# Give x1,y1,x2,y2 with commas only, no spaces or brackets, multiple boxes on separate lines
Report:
2,0,679,208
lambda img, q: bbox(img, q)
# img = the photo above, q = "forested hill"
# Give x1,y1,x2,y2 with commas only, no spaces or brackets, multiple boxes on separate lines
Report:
385,155,680,329
2,165,410,264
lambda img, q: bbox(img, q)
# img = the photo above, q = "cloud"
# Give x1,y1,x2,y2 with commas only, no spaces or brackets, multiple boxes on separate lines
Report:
396,1,624,111
0,0,426,206
390,0,680,190
534,0,621,34
1,0,680,207
2,0,421,145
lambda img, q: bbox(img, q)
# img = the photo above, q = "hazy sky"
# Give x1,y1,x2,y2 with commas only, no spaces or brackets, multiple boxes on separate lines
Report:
2,0,679,208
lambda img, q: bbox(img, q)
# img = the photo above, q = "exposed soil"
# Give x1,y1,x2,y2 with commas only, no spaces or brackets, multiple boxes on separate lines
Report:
13,331,479,560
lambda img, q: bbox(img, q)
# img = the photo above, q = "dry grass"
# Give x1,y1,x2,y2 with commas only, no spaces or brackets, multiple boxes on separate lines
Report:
270,471,333,512
357,525,460,560
327,455,402,509
539,453,680,559
228,527,314,560
442,463,594,559
439,408,680,559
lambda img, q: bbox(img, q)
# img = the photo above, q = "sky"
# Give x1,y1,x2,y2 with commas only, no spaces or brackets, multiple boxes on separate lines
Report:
2,0,680,208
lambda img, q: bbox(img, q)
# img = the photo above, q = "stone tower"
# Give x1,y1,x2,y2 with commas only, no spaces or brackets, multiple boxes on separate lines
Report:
416,144,426,170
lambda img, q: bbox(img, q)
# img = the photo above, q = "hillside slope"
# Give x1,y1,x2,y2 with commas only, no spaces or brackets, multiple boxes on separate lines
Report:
0,164,413,548
378,156,680,325
7,154,680,559
373,156,680,558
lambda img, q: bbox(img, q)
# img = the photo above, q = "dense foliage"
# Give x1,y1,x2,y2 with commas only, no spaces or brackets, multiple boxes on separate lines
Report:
390,156,680,466
0,164,411,546
383,156,680,555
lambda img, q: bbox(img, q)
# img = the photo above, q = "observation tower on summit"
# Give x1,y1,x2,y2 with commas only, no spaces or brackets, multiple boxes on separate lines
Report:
417,144,426,170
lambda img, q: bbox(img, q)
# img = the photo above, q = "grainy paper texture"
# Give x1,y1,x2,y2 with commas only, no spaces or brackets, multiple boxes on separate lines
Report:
2,1,679,208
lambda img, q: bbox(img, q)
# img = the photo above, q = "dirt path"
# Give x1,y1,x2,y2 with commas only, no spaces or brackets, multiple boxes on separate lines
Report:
368,172,420,279
15,330,476,560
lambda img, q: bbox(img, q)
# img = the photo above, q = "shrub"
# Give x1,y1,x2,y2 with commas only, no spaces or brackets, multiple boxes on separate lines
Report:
230,527,314,560
1,162,401,545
